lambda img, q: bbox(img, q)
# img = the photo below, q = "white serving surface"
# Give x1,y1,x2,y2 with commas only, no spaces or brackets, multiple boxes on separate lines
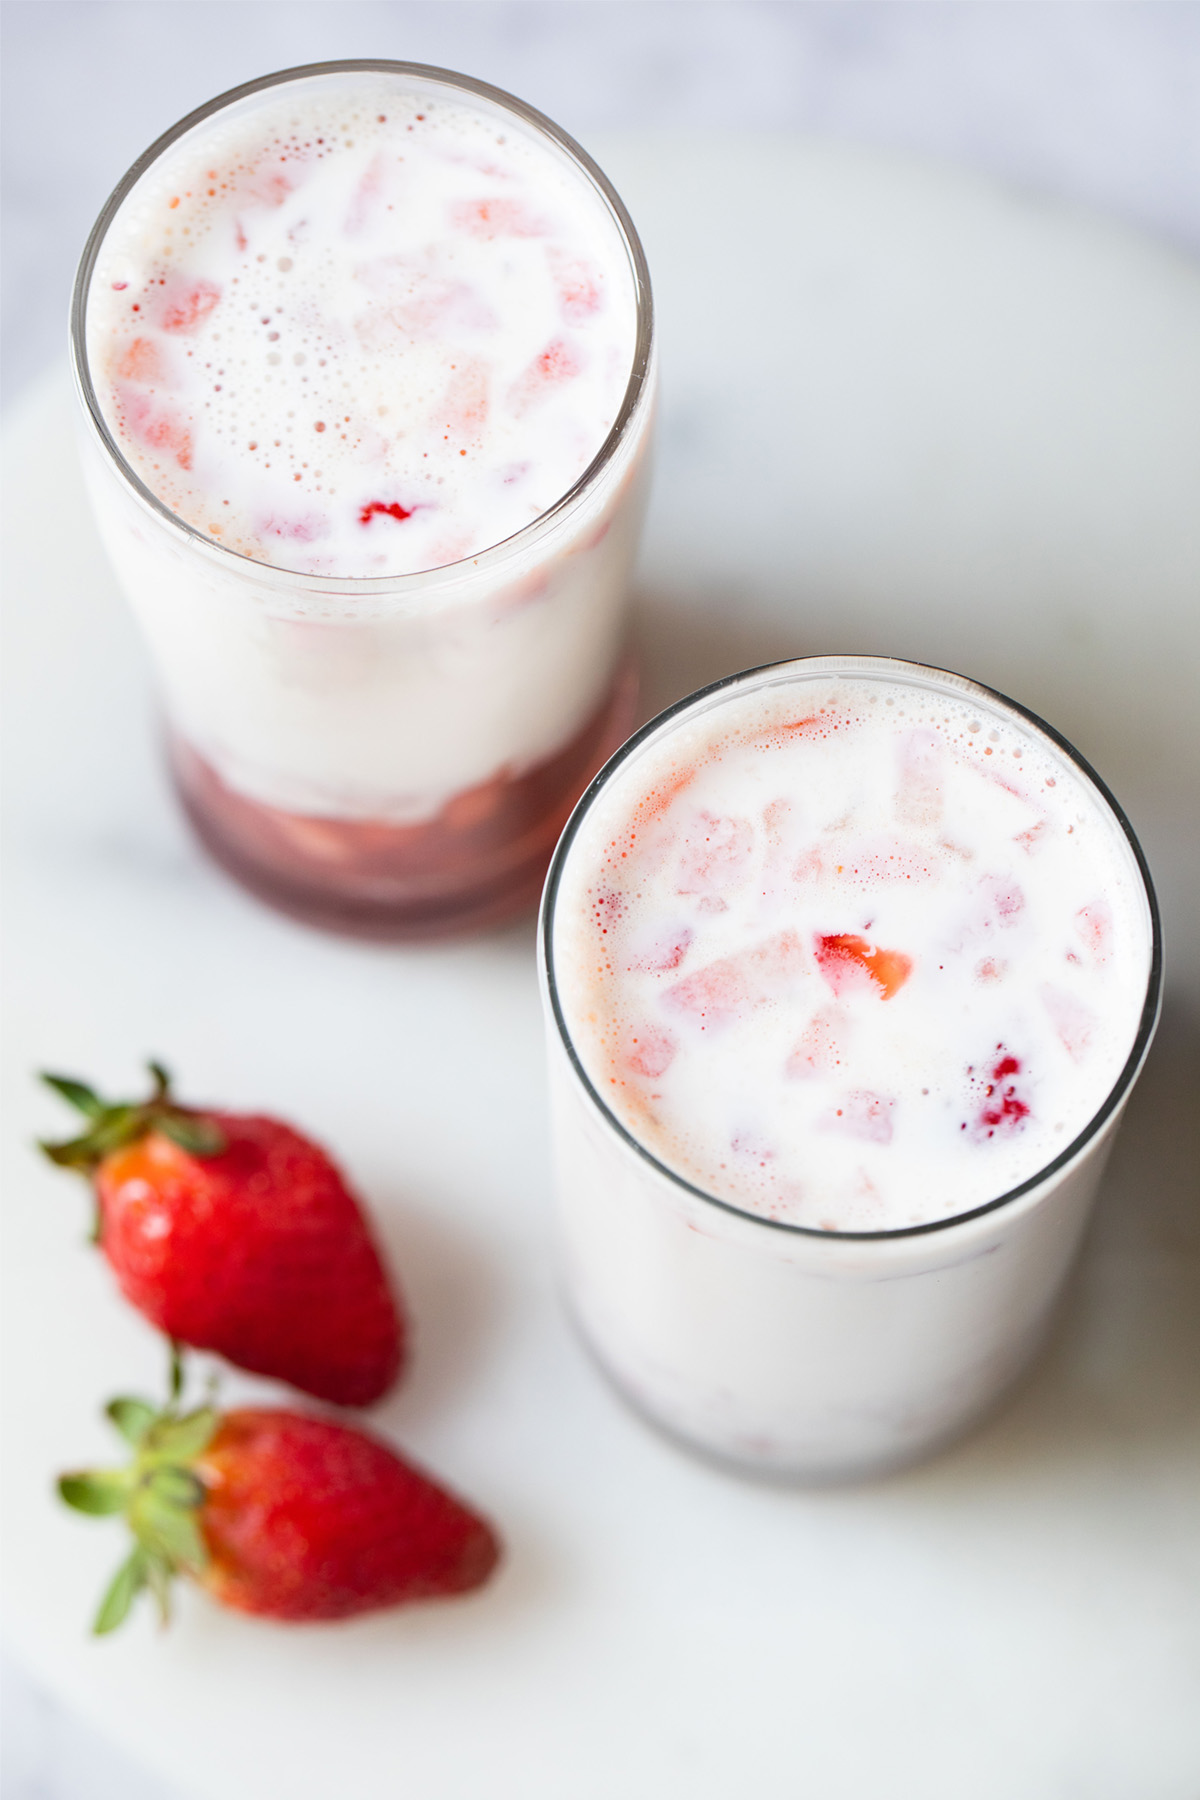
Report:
3,136,1198,1800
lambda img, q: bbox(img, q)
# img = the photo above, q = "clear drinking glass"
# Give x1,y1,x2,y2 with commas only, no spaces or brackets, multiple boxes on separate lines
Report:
539,657,1162,1479
71,62,655,937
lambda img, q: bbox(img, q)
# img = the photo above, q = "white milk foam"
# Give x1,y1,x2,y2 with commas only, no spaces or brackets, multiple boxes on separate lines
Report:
86,73,636,576
554,671,1152,1231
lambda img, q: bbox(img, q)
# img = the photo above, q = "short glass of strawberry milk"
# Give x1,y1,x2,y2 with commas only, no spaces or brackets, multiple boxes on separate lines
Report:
540,656,1161,1479
72,61,654,936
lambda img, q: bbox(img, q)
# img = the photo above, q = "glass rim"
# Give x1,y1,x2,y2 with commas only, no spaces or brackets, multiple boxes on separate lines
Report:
540,653,1164,1244
69,58,655,594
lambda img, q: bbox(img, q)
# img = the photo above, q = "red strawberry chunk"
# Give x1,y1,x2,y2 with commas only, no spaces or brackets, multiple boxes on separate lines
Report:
895,729,944,827
1015,821,1048,854
259,509,329,543
359,500,414,526
964,1046,1031,1139
507,338,584,414
978,874,1026,929
730,1127,776,1162
439,359,489,437
548,247,605,322
784,1008,843,1078
1041,986,1098,1062
664,930,806,1028
115,336,167,383
626,922,693,973
1075,900,1112,962
676,811,755,900
814,933,912,1000
154,276,221,335
118,388,193,470
822,1090,896,1144
623,1021,678,1079
245,167,293,209
449,196,551,238
344,151,385,237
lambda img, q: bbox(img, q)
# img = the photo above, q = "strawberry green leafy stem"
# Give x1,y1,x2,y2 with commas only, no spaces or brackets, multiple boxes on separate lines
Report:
59,1351,218,1635
38,1063,226,1236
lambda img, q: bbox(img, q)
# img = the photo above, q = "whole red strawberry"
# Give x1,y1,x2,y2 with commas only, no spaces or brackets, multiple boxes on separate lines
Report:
40,1064,404,1406
60,1369,499,1629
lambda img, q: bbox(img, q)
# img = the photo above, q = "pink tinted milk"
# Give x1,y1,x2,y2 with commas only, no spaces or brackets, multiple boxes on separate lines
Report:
85,78,637,576
75,65,653,935
542,659,1158,1475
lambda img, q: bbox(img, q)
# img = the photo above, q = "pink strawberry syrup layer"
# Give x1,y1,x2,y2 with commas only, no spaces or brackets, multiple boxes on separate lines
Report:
169,659,637,938
550,664,1153,1231
74,66,653,935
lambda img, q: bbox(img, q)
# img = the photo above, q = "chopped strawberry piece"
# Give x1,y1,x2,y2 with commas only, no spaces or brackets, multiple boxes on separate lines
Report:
623,1022,677,1079
507,338,584,415
258,510,329,543
1075,900,1112,962
965,1046,1031,1139
676,811,755,900
1015,821,1048,854
344,151,385,237
785,1008,842,1078
895,729,944,827
548,247,605,323
449,197,551,238
115,336,166,383
822,1090,895,1144
355,256,498,335
438,359,489,437
246,168,293,209
626,923,693,973
1041,986,1098,1062
359,501,414,526
978,874,1025,928
730,1127,775,1162
154,277,221,335
665,930,806,1028
814,934,912,1000
118,388,193,470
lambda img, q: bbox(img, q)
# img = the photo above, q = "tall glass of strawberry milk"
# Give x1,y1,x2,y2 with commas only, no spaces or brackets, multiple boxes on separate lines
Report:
72,62,654,936
540,656,1161,1478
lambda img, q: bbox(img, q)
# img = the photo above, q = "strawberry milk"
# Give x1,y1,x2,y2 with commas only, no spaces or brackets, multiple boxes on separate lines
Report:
73,63,654,934
541,657,1160,1476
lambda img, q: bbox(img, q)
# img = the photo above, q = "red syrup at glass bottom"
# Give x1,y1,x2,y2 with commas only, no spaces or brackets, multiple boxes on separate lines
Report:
167,661,639,939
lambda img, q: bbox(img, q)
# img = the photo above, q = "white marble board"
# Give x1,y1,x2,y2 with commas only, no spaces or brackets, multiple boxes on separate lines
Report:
3,136,1199,1800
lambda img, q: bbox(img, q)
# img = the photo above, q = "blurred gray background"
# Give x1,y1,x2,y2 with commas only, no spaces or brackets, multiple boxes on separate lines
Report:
3,5,1199,1796
5,0,1200,407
